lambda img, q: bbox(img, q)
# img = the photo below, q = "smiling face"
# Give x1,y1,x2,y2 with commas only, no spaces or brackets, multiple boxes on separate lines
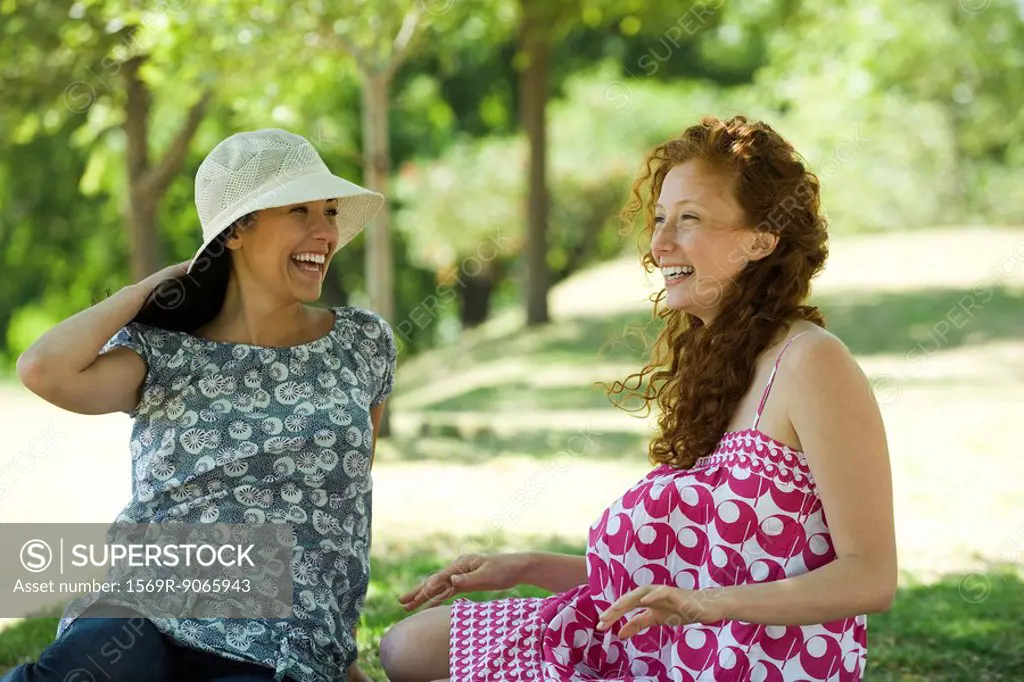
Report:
225,198,341,303
652,160,776,322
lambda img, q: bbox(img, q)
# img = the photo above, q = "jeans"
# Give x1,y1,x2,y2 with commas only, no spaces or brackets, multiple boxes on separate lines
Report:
0,614,294,682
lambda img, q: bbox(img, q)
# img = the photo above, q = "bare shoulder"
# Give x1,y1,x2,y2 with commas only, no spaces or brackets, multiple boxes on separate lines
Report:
781,322,883,443
783,322,863,381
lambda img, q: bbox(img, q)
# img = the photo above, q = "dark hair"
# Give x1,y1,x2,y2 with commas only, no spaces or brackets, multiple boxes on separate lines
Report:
132,213,257,333
606,115,829,469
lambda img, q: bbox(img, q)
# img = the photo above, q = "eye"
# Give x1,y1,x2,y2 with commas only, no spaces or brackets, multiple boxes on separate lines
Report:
326,208,339,216
290,206,308,214
654,215,666,225
680,213,698,221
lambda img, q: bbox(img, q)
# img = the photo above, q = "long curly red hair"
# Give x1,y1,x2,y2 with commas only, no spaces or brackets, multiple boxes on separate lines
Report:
607,115,829,469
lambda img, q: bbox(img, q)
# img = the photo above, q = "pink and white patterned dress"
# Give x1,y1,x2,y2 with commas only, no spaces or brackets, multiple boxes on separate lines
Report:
450,334,867,681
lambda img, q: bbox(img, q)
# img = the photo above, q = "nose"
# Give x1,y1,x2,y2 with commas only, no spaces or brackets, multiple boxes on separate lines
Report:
311,210,339,247
651,221,675,263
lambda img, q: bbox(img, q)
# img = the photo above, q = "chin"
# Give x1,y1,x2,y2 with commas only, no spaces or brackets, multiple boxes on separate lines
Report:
664,293,715,322
664,289,693,312
284,279,322,303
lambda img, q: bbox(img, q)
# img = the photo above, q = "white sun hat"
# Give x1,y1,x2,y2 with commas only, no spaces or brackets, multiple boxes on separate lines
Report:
187,128,384,274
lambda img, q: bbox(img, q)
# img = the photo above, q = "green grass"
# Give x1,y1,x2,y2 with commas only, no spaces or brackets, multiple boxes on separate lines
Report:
3,540,1022,680
866,568,1024,680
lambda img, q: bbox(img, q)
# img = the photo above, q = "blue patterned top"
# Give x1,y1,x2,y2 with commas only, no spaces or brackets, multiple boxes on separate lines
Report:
55,306,396,682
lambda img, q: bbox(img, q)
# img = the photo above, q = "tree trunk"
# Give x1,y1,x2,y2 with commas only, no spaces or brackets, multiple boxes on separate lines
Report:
362,73,394,323
520,0,551,326
361,71,395,437
123,55,161,282
459,269,495,328
122,49,211,283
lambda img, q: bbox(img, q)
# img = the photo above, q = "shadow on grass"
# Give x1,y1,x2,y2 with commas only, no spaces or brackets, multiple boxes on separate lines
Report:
2,537,1022,682
815,285,1024,358
529,284,1024,363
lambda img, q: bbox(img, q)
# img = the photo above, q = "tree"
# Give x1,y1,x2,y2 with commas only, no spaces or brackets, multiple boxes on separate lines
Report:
1,0,223,282
318,6,426,329
757,0,1024,227
122,48,212,281
519,0,556,325
514,0,714,325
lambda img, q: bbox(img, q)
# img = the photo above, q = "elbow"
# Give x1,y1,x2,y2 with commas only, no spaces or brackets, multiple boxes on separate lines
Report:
16,351,48,394
864,559,899,614
16,351,67,404
867,580,897,614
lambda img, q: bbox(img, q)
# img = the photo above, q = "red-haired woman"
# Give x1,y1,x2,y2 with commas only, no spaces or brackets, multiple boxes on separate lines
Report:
381,115,897,682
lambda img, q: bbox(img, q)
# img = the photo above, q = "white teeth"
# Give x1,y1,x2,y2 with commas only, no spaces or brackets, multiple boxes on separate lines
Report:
292,253,325,264
662,265,695,277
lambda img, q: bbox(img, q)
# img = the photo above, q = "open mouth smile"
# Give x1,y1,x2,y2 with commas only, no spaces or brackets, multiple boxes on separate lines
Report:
661,264,695,284
291,252,326,279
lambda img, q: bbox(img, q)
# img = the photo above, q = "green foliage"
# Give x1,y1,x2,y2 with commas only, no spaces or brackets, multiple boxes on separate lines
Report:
1,0,1023,368
755,0,1024,227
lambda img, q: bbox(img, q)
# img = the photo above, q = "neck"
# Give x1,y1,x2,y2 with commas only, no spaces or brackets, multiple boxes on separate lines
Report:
203,273,312,347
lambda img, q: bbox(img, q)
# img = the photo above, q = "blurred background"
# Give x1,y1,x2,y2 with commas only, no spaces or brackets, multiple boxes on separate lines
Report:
2,0,1023,678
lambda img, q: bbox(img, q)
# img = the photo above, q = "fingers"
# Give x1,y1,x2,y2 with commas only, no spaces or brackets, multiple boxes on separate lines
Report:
399,576,452,611
398,575,444,610
398,555,484,611
640,586,700,626
397,586,423,606
596,586,652,632
617,608,657,639
421,588,455,611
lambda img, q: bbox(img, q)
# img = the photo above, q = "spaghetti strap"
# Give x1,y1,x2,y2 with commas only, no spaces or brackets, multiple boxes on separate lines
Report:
751,331,812,430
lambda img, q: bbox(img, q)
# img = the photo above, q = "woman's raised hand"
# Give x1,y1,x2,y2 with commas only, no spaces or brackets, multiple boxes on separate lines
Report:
138,259,192,290
398,553,531,612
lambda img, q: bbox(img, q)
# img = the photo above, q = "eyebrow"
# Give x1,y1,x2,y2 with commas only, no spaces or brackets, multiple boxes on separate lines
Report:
655,200,702,210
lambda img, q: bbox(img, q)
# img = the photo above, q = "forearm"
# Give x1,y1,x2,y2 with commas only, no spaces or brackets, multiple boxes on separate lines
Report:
17,283,151,379
519,551,588,593
708,555,896,626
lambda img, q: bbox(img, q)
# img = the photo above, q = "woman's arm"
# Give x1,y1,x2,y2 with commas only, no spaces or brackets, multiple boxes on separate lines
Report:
519,551,589,593
16,263,186,415
712,332,897,624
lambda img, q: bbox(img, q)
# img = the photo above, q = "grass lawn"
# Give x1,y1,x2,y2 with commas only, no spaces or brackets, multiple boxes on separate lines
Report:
2,539,1023,680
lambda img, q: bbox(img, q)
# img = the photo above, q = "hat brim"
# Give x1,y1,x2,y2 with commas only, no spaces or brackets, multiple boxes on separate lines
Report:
186,173,385,274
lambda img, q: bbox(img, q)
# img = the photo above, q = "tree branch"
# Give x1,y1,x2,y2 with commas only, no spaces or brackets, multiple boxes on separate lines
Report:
140,88,213,197
327,30,370,73
123,54,151,184
384,5,423,80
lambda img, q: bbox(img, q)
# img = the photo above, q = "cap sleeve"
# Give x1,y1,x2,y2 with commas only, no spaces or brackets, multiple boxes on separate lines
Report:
346,308,396,409
100,323,152,416
101,324,150,362
370,315,396,408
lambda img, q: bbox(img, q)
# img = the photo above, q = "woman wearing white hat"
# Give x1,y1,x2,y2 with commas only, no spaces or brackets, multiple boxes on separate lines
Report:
11,129,394,682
